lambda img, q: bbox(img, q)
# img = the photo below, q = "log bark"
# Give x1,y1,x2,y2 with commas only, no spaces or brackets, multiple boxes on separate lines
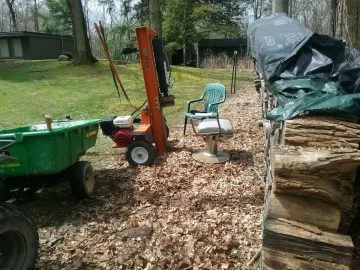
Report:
274,147,360,211
262,248,350,270
285,117,360,149
263,219,353,266
267,192,341,231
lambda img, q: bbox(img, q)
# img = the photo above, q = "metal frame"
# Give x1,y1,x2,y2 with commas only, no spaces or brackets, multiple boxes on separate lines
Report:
189,116,234,160
135,27,173,153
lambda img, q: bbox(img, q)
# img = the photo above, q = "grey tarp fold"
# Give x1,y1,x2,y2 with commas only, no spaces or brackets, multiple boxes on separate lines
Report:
247,13,360,121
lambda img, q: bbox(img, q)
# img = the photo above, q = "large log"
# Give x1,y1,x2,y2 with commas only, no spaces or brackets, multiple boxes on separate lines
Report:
263,219,353,266
285,117,360,148
262,248,350,270
267,192,341,231
273,147,360,211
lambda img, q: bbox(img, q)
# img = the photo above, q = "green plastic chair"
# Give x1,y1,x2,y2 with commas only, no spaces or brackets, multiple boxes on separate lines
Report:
184,83,226,135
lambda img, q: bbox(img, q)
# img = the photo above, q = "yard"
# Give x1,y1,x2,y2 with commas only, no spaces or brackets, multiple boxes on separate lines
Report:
0,60,264,269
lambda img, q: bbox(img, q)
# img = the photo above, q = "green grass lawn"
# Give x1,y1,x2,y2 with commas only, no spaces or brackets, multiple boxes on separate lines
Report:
0,60,251,129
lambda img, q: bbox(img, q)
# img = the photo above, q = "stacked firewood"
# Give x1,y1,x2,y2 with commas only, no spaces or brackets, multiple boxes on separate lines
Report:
256,75,360,269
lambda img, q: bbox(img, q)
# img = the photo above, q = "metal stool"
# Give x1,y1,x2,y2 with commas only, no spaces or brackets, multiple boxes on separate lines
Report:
190,117,234,164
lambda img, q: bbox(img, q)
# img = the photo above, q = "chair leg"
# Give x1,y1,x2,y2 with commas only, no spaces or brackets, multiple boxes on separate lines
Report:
183,117,188,135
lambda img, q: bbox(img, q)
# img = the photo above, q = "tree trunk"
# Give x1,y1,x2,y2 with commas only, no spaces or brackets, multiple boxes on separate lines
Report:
149,0,162,36
336,0,360,50
331,0,338,37
272,0,289,15
5,0,17,31
66,0,97,65
33,0,39,32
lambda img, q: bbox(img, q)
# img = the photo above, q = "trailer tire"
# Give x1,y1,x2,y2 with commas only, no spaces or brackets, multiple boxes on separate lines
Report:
165,124,170,138
0,180,11,202
70,161,94,199
0,203,38,270
125,140,156,166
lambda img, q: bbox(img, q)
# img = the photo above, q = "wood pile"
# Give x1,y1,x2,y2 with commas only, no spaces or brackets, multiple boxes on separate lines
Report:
255,72,360,269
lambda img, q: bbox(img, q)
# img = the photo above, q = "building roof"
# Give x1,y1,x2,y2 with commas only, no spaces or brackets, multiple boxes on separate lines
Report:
0,31,73,39
198,38,247,48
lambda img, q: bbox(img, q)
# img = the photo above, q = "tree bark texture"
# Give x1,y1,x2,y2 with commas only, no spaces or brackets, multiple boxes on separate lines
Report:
273,147,360,212
336,0,360,50
5,0,17,31
149,0,162,36
263,219,353,266
262,248,350,270
33,0,39,32
66,0,97,65
272,0,289,15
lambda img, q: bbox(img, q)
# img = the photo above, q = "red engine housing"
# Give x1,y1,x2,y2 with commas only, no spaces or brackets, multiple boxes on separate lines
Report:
111,128,134,148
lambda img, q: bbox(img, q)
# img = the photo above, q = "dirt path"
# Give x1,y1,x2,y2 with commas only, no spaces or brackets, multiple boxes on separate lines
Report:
31,82,264,270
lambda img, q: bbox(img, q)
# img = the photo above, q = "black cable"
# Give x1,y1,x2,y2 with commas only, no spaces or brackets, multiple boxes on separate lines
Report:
131,100,147,116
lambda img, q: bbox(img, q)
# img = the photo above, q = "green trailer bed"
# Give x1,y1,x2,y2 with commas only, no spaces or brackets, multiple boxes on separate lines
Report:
0,119,101,200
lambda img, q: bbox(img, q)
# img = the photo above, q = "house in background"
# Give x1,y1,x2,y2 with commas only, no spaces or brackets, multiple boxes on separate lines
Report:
198,38,247,66
0,32,74,60
167,38,248,67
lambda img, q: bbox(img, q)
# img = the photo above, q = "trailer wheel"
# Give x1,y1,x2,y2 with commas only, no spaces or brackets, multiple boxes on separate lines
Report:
0,203,38,270
165,124,169,138
0,180,11,202
125,140,156,166
70,161,95,199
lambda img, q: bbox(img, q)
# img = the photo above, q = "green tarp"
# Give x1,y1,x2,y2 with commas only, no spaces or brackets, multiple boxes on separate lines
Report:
267,78,360,121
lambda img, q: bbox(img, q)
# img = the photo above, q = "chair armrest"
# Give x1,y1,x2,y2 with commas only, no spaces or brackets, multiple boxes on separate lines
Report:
190,116,221,136
191,112,216,118
186,94,205,113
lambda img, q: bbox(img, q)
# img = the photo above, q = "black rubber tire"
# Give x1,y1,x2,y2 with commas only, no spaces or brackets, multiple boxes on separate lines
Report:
165,124,170,139
0,203,38,270
125,140,156,166
69,161,95,199
0,179,11,202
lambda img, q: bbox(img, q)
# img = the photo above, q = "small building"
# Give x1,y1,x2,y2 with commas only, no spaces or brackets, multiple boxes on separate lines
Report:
198,38,247,66
0,31,74,60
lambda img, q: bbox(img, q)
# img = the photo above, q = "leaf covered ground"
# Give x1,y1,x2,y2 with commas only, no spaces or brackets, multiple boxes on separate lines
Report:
21,82,264,270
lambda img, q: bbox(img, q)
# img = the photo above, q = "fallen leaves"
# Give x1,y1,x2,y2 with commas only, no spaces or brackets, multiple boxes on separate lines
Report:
32,82,264,269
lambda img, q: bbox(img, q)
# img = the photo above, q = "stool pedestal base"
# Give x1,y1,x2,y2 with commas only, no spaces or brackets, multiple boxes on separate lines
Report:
192,150,230,164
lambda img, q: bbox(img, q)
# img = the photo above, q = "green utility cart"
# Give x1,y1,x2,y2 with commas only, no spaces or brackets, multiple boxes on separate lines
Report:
0,119,101,200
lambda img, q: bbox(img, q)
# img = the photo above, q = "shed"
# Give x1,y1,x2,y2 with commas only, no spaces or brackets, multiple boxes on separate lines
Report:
198,38,247,65
0,31,74,60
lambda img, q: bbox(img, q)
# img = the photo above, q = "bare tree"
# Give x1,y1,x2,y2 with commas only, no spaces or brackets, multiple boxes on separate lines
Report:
272,0,289,14
252,0,271,20
32,0,39,32
149,0,162,36
336,0,360,50
66,0,97,65
5,0,17,31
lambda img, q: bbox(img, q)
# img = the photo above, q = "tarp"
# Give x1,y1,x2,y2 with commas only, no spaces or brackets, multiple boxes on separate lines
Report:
247,13,360,121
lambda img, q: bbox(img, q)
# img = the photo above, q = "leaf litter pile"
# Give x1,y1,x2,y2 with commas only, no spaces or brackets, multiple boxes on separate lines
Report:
29,82,264,269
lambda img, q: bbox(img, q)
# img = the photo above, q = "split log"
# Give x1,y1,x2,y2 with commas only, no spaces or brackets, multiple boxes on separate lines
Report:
273,147,360,211
262,248,350,270
285,117,360,148
267,192,341,231
263,219,353,266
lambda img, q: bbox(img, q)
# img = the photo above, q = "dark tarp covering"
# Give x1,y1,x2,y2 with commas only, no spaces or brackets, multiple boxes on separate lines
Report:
247,13,360,121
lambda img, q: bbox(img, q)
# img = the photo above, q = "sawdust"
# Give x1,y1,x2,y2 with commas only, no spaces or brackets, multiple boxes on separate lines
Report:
32,82,264,270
